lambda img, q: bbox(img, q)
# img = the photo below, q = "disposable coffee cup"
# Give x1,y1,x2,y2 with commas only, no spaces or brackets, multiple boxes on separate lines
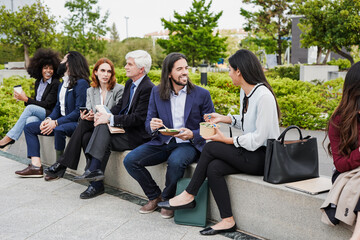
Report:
14,85,22,94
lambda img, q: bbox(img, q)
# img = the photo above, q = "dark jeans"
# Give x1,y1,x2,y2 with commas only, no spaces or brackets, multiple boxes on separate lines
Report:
186,141,266,218
58,119,94,170
24,120,77,158
123,139,199,200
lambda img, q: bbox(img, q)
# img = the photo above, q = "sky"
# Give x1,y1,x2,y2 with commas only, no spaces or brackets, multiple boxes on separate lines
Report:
34,0,248,41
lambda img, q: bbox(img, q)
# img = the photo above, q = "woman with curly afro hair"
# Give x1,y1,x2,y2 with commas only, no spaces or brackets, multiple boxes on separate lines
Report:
0,48,61,148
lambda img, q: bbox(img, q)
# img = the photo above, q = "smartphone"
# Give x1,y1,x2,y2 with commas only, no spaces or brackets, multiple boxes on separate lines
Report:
79,107,89,113
14,85,22,94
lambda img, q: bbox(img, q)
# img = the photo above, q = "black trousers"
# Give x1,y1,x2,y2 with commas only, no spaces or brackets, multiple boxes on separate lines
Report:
58,119,94,170
186,141,266,218
85,124,131,172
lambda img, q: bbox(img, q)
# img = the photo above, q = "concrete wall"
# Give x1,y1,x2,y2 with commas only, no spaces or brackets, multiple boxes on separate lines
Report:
300,65,339,82
37,136,352,240
0,69,30,84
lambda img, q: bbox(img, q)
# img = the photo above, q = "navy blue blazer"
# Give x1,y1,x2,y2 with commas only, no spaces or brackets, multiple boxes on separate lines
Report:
145,85,214,152
48,78,89,125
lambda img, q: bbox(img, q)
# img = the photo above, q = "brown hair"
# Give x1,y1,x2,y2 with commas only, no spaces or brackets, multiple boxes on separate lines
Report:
326,61,360,156
91,58,116,90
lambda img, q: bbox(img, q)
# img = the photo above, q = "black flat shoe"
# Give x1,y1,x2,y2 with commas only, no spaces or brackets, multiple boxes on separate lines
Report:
73,169,104,182
44,162,66,178
80,185,104,199
0,139,15,149
200,225,237,235
157,200,196,210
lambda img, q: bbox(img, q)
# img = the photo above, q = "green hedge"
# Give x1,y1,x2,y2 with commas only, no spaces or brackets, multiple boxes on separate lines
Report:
0,71,344,138
266,64,300,80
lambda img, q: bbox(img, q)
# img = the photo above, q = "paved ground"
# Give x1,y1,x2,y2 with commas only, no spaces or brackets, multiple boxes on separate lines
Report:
0,152,260,240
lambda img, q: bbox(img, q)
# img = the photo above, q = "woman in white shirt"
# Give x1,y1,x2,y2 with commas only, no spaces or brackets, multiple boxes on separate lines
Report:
158,49,281,236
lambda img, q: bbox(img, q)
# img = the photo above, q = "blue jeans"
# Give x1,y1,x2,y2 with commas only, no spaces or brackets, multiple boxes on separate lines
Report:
7,105,46,140
123,140,199,200
24,120,77,158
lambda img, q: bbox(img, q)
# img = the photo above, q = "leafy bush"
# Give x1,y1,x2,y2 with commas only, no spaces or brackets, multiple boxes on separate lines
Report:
269,77,343,129
0,71,345,133
0,64,4,70
0,76,36,137
327,58,351,71
266,64,300,80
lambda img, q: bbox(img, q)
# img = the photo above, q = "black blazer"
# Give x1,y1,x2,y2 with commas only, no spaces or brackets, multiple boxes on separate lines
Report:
111,75,154,149
25,78,61,116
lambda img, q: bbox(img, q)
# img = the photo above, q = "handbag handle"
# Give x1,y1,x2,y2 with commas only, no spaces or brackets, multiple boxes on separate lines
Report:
277,125,303,144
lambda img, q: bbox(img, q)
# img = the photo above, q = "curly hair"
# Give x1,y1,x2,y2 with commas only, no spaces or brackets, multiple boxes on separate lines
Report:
27,48,61,81
91,58,116,91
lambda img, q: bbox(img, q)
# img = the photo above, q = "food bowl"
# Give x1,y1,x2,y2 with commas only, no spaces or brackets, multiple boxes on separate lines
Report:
159,129,180,136
199,122,218,138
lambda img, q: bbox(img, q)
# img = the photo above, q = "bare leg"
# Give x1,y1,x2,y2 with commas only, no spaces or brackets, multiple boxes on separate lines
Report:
350,214,360,240
169,190,194,206
31,157,41,167
0,135,13,145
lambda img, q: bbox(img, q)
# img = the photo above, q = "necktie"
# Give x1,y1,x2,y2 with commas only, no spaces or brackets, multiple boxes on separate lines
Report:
120,83,136,115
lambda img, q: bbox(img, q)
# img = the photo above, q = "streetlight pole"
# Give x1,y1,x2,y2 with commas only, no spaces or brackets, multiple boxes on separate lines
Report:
125,16,129,39
11,0,14,11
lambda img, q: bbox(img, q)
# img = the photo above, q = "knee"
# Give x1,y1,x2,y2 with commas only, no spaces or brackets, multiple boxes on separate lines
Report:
206,161,223,178
54,126,67,136
24,122,39,135
123,152,139,169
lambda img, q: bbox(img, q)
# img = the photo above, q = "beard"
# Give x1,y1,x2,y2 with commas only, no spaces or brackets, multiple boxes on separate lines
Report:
171,75,188,87
57,63,67,77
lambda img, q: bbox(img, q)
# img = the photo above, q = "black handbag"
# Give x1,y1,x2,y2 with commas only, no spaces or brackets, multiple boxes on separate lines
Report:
263,125,319,184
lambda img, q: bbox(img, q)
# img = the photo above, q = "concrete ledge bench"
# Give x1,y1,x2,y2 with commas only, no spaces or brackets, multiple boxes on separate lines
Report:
38,136,352,240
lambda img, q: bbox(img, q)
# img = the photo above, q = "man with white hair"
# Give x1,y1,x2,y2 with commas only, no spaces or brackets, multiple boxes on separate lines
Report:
75,50,155,199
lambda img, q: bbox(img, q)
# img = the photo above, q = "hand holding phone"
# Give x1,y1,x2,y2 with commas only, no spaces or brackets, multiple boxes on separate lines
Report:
79,107,89,113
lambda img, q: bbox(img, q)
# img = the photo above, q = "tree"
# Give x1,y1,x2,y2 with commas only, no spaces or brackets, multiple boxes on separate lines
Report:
157,0,227,67
60,0,110,56
240,0,293,65
0,0,56,67
86,37,166,68
110,22,120,42
294,0,360,65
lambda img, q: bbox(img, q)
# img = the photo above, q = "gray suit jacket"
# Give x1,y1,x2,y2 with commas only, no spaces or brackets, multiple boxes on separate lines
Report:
86,83,124,112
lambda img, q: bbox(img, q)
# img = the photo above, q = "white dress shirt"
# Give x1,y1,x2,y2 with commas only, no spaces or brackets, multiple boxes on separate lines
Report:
59,75,70,116
170,86,188,143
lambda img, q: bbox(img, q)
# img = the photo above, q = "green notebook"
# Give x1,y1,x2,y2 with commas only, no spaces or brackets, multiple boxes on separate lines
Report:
174,178,208,227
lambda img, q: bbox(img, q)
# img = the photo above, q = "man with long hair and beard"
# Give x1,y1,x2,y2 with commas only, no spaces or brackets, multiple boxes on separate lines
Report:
123,52,214,219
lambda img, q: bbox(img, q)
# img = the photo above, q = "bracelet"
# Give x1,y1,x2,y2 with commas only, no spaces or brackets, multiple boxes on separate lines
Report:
55,120,58,126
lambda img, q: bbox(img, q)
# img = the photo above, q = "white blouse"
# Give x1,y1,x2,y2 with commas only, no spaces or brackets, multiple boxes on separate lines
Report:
229,83,280,151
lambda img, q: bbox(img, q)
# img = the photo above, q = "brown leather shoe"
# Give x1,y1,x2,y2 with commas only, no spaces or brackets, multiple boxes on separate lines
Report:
139,196,162,214
15,164,43,177
160,208,174,219
44,174,59,181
